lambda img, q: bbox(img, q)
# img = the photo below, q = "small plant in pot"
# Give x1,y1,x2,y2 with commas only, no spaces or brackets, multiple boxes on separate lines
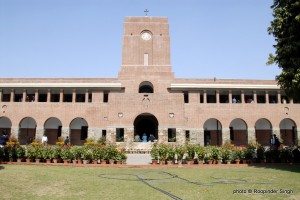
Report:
16,146,25,162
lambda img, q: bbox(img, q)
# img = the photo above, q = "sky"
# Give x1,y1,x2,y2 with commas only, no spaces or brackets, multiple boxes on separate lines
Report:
0,0,281,80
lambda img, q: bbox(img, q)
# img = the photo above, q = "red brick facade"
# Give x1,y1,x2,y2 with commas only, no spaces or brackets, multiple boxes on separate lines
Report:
0,17,299,148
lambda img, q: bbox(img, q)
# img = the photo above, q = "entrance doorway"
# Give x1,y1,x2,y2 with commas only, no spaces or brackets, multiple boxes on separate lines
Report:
134,113,158,141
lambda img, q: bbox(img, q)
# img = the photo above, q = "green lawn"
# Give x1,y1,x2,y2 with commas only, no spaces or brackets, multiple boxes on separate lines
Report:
0,164,299,200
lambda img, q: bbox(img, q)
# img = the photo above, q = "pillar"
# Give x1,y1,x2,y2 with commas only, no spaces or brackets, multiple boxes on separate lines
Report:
124,127,134,148
176,128,185,145
241,90,245,104
35,127,45,142
158,128,168,143
216,90,220,104
272,127,281,141
106,128,116,143
59,89,63,102
277,91,281,104
296,128,300,146
289,99,293,104
47,89,51,102
253,91,257,104
85,89,89,103
222,128,230,145
10,127,19,139
203,90,207,104
265,91,269,104
61,127,70,139
229,90,232,104
190,129,203,146
35,89,39,102
0,89,2,102
72,89,76,103
10,89,14,102
22,89,26,102
247,128,256,144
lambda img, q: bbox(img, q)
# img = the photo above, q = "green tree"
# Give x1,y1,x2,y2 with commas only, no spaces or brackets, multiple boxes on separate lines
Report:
267,0,300,100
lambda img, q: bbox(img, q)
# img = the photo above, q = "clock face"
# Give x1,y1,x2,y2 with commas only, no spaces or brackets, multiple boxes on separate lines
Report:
141,32,151,40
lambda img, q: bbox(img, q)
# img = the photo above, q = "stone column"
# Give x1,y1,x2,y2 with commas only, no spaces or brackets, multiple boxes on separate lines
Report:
253,91,257,104
35,89,39,102
106,128,116,143
176,128,185,145
222,128,230,145
289,99,293,104
59,89,63,102
35,127,45,142
124,127,134,149
190,129,203,146
277,91,281,104
10,127,19,139
88,127,101,141
22,89,26,102
47,89,51,102
296,128,300,146
0,89,2,102
10,89,14,102
61,127,70,138
203,90,207,104
247,128,256,144
85,89,89,103
229,90,232,104
72,89,76,103
158,128,168,143
272,127,281,141
216,90,220,104
241,90,245,104
265,91,269,104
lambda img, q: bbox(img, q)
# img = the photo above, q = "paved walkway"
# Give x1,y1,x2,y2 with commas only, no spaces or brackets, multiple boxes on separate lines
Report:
126,154,152,165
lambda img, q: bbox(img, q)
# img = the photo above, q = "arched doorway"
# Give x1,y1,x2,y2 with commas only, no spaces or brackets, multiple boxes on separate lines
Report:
134,113,158,141
280,118,297,146
0,117,12,136
203,118,222,146
44,117,62,145
229,118,248,146
255,118,272,146
19,117,37,145
70,118,88,146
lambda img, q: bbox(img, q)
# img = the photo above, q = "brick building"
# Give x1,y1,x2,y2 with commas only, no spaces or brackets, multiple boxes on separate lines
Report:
0,16,299,149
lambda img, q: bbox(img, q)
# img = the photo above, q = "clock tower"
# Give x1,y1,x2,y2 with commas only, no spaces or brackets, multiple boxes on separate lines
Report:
119,16,172,77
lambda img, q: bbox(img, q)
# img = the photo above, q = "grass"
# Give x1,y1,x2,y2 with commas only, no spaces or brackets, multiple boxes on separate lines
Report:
0,164,299,200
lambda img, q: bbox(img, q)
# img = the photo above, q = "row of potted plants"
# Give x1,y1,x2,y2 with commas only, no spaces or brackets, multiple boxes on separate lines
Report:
0,141,127,165
150,143,300,165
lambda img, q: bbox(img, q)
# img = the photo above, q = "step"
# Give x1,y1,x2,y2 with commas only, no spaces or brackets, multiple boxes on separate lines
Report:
126,154,152,165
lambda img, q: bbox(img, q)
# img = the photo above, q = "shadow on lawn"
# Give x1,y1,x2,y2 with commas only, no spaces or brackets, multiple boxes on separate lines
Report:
248,163,300,173
0,165,4,170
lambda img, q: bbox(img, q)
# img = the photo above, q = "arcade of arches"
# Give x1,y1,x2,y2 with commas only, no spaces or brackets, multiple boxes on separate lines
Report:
0,116,298,147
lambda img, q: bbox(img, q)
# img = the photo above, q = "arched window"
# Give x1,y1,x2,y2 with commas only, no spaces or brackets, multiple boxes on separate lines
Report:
139,81,154,93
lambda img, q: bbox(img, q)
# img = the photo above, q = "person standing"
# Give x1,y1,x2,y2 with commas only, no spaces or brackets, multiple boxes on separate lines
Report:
42,134,48,146
64,136,70,145
0,130,9,146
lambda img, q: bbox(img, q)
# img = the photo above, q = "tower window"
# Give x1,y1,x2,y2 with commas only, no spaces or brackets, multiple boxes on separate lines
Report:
139,81,154,93
144,53,149,66
103,92,109,102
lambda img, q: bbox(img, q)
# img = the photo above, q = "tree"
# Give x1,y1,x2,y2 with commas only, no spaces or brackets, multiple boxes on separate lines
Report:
267,0,300,100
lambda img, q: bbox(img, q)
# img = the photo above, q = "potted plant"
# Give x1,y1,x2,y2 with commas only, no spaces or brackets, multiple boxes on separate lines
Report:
42,146,53,163
25,145,36,162
195,145,205,164
150,144,159,164
204,146,214,164
60,146,72,163
70,146,83,164
166,145,175,165
185,144,196,164
157,144,168,164
82,146,92,164
16,146,25,162
51,145,61,163
174,145,185,165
